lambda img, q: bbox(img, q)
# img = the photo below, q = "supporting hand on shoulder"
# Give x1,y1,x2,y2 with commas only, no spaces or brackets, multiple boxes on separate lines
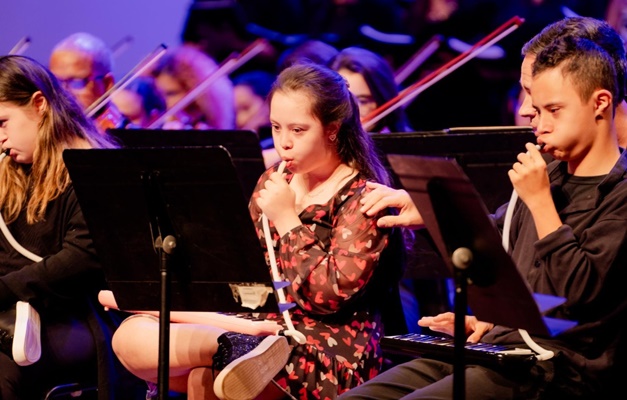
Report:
359,181,425,229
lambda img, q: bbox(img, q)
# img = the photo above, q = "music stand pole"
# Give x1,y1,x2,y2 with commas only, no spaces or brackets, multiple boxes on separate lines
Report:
157,235,176,400
451,247,473,400
63,146,289,399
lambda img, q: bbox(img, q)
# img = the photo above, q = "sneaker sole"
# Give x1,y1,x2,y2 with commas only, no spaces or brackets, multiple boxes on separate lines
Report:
213,335,290,400
12,301,41,366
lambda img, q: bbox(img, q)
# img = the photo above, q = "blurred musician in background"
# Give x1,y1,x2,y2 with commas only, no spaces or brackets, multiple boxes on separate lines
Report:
110,75,166,129
330,46,412,133
48,32,128,133
232,70,274,136
149,44,235,130
605,0,627,147
276,39,339,72
606,0,627,44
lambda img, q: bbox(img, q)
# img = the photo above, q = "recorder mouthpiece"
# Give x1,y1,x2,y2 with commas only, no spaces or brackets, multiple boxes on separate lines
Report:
277,160,286,175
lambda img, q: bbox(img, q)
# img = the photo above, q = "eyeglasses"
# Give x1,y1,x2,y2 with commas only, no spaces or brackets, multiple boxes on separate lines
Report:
57,75,105,91
355,94,375,107
355,95,376,108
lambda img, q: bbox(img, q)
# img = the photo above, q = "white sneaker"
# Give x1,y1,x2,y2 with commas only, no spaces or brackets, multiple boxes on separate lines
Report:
12,301,41,366
213,335,290,400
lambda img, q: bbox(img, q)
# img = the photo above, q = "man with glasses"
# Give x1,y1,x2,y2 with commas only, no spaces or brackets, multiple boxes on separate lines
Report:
49,32,128,132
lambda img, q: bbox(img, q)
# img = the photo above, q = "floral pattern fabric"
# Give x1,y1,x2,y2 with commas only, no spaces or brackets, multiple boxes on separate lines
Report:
249,167,391,399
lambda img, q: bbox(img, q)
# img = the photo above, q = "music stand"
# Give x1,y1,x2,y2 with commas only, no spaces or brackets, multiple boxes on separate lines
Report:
386,154,571,400
371,126,536,213
107,128,267,200
63,146,285,400
372,126,538,283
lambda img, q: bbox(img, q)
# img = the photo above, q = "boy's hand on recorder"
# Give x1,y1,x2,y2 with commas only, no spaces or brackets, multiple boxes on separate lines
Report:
508,143,550,210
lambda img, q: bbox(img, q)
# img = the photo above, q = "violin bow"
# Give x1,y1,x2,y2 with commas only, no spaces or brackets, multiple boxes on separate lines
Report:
363,16,524,131
8,36,31,56
147,38,269,129
394,34,443,85
86,43,168,118
111,35,135,59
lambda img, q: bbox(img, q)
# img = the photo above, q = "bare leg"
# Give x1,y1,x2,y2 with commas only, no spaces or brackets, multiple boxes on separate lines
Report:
187,367,287,400
113,316,291,399
112,315,225,391
187,368,220,400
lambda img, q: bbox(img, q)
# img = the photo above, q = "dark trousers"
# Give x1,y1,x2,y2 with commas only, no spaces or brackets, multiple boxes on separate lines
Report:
337,358,557,400
0,317,96,400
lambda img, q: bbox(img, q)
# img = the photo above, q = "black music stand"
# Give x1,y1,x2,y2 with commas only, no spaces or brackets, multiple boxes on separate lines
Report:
63,146,287,400
386,154,574,400
372,126,538,284
371,126,536,213
106,128,267,200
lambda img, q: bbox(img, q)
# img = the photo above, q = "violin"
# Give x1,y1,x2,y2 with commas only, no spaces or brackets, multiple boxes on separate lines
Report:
159,111,211,130
93,102,128,133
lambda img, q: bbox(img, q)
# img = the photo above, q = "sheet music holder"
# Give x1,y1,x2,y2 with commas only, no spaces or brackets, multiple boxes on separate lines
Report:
106,128,266,200
372,126,536,213
385,153,573,400
372,126,538,282
63,146,285,399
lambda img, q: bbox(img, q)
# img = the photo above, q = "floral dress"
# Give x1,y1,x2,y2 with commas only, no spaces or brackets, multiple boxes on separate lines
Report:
249,167,393,399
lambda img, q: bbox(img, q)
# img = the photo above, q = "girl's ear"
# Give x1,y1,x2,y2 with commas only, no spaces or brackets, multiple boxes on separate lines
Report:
31,91,48,116
326,122,340,140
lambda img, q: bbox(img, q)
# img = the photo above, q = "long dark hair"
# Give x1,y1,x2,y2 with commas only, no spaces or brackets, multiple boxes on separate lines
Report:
0,55,116,223
330,47,411,133
269,63,390,185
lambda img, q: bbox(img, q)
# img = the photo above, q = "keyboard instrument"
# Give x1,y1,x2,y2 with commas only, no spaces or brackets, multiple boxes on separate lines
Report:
381,333,537,369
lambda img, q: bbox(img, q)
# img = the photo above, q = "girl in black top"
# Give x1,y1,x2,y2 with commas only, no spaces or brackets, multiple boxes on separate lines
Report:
0,55,141,399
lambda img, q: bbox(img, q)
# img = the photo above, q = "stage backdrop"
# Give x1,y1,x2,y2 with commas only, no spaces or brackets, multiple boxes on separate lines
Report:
0,0,190,80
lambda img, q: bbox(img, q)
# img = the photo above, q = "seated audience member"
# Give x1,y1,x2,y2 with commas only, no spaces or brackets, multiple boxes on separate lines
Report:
111,75,166,129
108,63,404,400
150,45,235,130
343,20,627,400
0,55,142,399
330,46,411,133
48,32,129,133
